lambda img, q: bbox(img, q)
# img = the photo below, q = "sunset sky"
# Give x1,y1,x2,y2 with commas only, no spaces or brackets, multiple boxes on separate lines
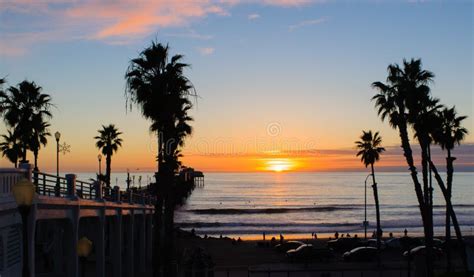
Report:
0,0,472,173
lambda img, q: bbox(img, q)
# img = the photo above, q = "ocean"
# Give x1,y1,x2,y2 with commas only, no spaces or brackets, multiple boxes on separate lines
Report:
75,171,474,240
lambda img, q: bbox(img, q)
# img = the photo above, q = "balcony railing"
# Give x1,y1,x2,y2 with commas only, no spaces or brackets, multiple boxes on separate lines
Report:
0,163,156,206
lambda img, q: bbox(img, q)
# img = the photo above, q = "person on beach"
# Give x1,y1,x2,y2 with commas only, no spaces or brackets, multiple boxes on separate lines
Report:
263,232,266,241
335,231,339,239
279,234,284,243
404,229,408,237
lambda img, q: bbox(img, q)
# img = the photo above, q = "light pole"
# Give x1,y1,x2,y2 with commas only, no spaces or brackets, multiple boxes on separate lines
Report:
55,132,61,176
97,154,102,175
77,237,92,277
364,173,372,240
54,132,61,197
12,178,35,277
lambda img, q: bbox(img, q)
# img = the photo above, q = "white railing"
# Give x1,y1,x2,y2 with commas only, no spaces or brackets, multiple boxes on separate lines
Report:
0,168,27,196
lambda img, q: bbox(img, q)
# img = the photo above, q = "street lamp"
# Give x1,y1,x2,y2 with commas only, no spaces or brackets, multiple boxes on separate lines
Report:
77,236,93,277
54,132,61,197
97,154,102,175
55,132,61,176
12,178,35,277
363,173,372,240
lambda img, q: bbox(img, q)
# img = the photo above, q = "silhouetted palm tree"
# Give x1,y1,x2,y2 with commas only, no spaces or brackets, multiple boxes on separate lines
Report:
0,130,22,167
0,80,52,162
94,124,123,188
125,41,195,277
372,58,435,276
30,114,51,171
432,106,468,272
355,131,385,256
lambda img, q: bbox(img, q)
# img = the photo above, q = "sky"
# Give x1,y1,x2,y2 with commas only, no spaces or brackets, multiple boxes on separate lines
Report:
0,0,473,173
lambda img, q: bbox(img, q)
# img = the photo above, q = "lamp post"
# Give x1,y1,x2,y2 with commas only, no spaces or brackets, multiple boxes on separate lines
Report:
363,173,372,240
54,132,61,197
77,237,93,277
97,154,102,175
12,178,35,277
55,132,61,176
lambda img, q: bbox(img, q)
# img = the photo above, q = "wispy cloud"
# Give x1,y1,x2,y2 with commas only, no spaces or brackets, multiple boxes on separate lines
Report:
197,47,215,56
0,0,324,56
165,29,214,40
248,13,261,20
262,0,315,7
289,17,328,31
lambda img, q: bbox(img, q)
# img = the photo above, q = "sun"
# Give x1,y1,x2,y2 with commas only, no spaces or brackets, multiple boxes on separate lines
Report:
265,159,294,172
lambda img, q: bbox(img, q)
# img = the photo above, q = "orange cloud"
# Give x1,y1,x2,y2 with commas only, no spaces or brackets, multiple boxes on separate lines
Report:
0,0,322,55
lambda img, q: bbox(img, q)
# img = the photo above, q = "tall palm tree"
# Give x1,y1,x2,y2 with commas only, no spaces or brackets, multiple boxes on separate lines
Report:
432,106,468,272
0,80,52,162
125,41,195,277
0,129,22,168
94,124,123,188
30,114,51,171
372,58,435,276
355,130,385,256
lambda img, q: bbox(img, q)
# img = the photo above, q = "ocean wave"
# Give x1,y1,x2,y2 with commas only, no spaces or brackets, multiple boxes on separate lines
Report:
177,222,361,228
188,206,355,215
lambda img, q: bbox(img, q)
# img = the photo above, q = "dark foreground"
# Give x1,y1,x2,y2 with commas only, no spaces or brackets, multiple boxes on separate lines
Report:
175,230,470,277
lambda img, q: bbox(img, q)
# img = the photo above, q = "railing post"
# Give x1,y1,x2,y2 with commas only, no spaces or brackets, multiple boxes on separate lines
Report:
113,186,121,202
96,181,103,200
129,190,133,204
66,174,77,198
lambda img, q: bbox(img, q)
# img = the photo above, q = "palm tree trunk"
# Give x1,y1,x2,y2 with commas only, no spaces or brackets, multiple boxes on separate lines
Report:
445,150,454,272
152,186,163,277
419,138,435,277
22,145,27,162
153,134,164,276
106,154,111,187
398,121,426,218
371,163,381,267
398,121,433,277
163,166,176,277
429,160,469,274
34,150,38,171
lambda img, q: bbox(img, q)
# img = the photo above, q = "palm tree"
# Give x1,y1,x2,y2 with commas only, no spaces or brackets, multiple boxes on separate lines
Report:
125,41,195,277
432,106,468,272
30,114,51,171
0,80,52,162
0,130,22,167
372,58,435,275
355,131,385,256
94,124,123,188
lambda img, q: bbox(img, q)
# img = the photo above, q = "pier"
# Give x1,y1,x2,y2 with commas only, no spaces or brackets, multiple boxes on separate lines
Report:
179,167,205,188
0,163,155,277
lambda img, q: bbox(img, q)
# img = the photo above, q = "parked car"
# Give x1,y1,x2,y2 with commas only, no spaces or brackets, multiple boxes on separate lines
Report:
399,237,422,250
385,238,401,249
286,244,335,262
274,241,304,253
357,239,386,249
403,246,443,260
327,238,360,251
343,247,378,262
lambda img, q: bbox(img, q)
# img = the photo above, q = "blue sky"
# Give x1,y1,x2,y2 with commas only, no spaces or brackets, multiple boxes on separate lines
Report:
0,0,472,172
